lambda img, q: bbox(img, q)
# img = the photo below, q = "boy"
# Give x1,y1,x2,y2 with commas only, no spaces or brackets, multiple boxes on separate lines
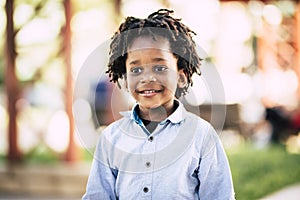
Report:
82,9,235,199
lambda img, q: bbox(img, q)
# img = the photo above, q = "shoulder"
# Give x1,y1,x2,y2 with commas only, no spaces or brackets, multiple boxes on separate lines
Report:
182,109,221,151
95,117,133,151
101,117,131,136
183,110,212,131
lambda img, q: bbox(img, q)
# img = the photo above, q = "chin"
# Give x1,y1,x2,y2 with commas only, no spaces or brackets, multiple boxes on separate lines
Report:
141,103,162,110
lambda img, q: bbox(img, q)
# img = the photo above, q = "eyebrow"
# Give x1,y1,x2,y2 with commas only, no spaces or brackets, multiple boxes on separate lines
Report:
128,57,168,66
152,57,167,62
128,60,140,66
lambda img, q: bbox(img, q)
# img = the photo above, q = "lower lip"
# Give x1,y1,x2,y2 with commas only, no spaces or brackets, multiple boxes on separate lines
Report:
139,92,158,97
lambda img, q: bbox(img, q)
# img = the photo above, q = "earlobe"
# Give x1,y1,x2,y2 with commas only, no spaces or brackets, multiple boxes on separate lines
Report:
117,75,129,90
178,70,187,88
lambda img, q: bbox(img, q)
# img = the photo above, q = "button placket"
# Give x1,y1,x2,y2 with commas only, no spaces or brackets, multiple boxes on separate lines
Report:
143,134,156,170
148,136,154,142
141,171,152,196
145,161,151,168
143,187,149,193
141,134,155,197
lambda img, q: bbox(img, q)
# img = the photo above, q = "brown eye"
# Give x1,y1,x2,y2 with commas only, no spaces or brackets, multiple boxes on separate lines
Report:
130,67,143,74
153,65,168,73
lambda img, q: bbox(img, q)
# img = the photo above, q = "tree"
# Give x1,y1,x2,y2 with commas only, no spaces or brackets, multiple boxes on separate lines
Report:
5,0,21,162
63,0,79,162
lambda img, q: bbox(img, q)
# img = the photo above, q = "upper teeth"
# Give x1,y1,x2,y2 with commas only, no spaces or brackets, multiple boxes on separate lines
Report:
143,90,155,94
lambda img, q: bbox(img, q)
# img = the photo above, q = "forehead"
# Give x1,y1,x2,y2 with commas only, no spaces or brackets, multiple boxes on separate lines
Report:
127,35,171,53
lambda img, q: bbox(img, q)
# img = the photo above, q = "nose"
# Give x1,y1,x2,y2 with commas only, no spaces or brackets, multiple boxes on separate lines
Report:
140,75,157,83
140,69,157,83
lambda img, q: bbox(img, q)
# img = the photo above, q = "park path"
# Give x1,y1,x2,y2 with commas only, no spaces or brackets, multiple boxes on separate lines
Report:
260,183,300,200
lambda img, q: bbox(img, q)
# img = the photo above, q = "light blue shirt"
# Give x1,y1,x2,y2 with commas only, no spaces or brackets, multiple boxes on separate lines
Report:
82,100,235,200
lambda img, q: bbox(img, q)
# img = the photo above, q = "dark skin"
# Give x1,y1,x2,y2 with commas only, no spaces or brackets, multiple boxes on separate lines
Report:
125,35,187,122
107,9,202,101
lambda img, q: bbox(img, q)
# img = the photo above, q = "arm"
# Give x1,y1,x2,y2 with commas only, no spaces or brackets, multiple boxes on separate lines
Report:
82,133,118,200
197,126,235,200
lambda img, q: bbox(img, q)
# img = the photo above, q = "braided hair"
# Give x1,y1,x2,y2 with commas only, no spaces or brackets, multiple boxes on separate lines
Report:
106,9,202,98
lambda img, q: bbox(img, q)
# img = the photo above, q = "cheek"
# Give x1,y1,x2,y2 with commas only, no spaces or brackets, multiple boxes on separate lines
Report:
166,71,179,86
126,76,138,92
161,76,178,92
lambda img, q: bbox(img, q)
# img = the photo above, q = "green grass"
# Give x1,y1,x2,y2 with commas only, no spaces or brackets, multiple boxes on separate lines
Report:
23,145,59,164
0,145,94,164
0,145,60,164
227,144,300,200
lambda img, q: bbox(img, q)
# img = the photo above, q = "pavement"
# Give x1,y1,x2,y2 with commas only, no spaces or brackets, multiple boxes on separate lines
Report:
0,162,90,200
260,183,300,200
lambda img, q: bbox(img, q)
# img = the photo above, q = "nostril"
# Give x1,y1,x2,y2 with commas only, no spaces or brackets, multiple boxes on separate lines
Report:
139,75,157,83
150,76,157,82
140,78,146,83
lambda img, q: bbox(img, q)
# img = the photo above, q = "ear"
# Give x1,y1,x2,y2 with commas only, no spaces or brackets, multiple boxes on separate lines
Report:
177,69,187,88
116,74,128,90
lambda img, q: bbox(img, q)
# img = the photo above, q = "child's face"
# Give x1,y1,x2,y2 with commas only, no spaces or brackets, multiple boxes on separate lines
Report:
125,35,187,110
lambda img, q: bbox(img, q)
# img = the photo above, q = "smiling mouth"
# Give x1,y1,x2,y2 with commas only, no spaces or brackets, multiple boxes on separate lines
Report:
137,89,163,97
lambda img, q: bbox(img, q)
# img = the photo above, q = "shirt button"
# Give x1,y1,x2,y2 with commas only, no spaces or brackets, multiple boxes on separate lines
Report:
148,136,153,142
145,162,151,167
143,187,149,193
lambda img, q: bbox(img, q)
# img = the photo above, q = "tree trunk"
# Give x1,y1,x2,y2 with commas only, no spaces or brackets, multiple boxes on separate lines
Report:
63,0,78,162
5,0,21,162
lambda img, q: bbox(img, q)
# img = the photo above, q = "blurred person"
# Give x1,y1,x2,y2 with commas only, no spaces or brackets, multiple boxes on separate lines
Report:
265,106,291,143
290,106,300,131
264,97,300,143
82,9,234,200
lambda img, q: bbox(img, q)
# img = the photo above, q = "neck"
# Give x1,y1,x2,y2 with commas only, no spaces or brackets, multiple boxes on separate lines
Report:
138,100,175,122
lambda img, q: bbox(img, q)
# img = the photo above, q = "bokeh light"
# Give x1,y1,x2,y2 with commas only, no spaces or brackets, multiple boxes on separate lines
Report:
0,0,299,163
45,110,69,153
0,1,300,199
263,4,282,26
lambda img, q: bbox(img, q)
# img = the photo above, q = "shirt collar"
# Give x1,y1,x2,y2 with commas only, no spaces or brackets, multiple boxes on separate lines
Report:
120,99,187,125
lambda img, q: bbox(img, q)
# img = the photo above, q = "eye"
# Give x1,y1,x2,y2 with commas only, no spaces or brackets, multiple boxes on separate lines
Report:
130,66,143,74
153,65,168,73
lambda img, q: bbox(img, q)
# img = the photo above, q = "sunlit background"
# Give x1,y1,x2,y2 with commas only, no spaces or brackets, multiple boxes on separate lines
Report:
0,0,300,199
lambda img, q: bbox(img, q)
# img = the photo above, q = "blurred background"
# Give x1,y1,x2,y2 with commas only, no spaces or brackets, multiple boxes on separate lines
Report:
0,0,300,199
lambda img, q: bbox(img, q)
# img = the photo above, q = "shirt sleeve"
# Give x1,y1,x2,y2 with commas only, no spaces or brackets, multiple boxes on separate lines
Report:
197,125,235,200
82,132,118,200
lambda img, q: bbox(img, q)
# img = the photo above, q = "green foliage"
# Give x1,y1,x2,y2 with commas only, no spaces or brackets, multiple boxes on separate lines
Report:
81,148,95,162
228,144,300,200
23,145,59,164
0,154,5,162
